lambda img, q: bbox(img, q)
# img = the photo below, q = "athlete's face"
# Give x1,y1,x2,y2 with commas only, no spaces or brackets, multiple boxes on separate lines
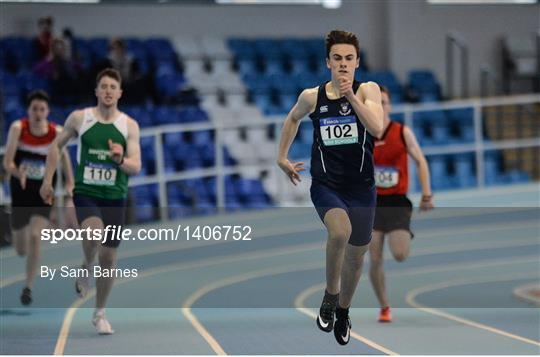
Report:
381,91,392,119
326,44,359,80
27,99,49,124
95,76,122,108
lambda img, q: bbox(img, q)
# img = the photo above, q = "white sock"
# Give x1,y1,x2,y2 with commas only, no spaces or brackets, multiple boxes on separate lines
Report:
94,308,105,317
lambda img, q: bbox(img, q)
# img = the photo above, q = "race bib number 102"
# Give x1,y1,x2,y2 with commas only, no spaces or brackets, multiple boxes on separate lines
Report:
320,116,358,146
83,163,117,186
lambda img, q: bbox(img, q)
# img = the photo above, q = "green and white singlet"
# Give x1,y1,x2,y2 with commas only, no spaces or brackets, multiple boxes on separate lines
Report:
74,108,129,200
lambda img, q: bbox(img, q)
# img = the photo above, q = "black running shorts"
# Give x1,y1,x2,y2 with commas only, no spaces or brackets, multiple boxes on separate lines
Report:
373,194,413,236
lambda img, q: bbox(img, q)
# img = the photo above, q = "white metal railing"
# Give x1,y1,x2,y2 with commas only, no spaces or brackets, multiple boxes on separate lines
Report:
1,94,539,214
392,94,539,189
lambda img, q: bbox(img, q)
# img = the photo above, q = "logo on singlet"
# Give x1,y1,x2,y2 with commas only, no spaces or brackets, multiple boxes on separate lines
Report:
339,102,351,116
88,148,111,161
320,105,328,113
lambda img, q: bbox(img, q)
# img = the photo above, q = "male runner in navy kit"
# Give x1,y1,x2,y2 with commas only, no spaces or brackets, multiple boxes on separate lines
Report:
277,30,383,345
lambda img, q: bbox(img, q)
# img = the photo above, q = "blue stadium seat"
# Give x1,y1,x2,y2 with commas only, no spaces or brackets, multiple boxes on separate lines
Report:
204,177,217,201
72,38,93,70
163,132,184,148
163,150,178,173
253,93,273,111
278,93,297,111
371,71,400,88
292,73,320,89
409,70,437,85
289,142,311,159
298,123,313,143
1,72,22,96
453,154,476,187
134,197,155,222
182,144,204,170
178,107,209,123
243,73,272,93
233,177,252,201
152,106,178,125
192,130,213,145
238,59,258,77
145,38,176,61
263,104,287,116
228,39,257,60
289,59,311,75
2,37,36,72
222,146,236,166
88,37,109,62
389,113,405,123
282,39,308,54
447,108,474,142
184,178,209,200
196,199,216,215
504,170,530,183
225,196,243,211
431,121,450,145
408,70,442,101
140,136,155,155
155,73,186,99
169,198,192,219
264,58,285,76
155,60,177,77
20,72,51,93
124,38,149,67
198,143,215,167
428,155,450,190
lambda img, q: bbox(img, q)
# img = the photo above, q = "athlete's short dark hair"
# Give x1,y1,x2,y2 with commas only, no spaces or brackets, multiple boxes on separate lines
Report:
26,90,50,107
325,30,360,59
378,84,391,100
96,68,122,87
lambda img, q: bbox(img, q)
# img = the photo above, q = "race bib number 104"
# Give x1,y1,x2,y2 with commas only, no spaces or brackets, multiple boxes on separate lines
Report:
320,116,358,146
375,166,399,188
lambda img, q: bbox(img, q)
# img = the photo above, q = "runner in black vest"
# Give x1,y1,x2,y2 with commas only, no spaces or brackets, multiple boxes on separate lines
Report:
277,30,383,345
3,90,74,306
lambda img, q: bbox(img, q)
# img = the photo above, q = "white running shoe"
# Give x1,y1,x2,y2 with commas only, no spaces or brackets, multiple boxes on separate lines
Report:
75,266,90,298
92,313,114,335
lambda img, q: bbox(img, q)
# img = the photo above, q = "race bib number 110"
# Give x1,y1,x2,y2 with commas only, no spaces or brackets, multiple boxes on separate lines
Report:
83,163,117,186
320,116,358,146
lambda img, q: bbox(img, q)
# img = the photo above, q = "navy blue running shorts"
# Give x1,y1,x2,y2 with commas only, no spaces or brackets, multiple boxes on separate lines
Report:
310,179,376,246
73,194,127,248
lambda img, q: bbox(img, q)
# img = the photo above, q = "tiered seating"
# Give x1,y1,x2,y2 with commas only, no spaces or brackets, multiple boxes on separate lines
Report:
412,108,475,146
357,70,405,103
228,38,330,115
1,35,274,220
289,122,312,160
407,70,442,102
227,37,444,115
1,36,171,133
131,184,158,222
424,153,476,191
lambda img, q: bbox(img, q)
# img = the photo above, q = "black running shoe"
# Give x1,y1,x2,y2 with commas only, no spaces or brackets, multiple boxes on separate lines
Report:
20,287,32,306
316,291,338,333
334,309,351,345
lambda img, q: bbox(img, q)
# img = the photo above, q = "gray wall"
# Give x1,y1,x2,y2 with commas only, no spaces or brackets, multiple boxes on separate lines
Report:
1,1,389,68
2,0,538,96
387,1,539,96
